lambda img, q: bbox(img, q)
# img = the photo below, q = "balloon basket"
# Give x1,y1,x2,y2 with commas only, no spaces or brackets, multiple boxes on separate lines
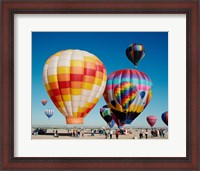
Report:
66,117,84,124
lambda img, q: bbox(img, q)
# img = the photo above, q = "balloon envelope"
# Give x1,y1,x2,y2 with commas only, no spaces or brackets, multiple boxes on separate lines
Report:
43,49,107,124
161,111,168,126
146,115,157,127
44,108,54,119
108,119,115,128
126,43,145,68
100,105,115,128
41,99,47,106
103,69,153,125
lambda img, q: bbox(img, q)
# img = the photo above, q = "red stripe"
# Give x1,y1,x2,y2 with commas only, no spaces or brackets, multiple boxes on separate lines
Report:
58,81,70,89
51,89,61,96
96,64,103,72
70,74,83,81
84,68,96,76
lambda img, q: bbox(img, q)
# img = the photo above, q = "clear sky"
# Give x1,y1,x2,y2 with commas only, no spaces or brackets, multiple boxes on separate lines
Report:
32,32,168,129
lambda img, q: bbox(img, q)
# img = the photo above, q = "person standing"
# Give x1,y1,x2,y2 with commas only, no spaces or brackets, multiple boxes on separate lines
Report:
145,129,148,139
81,129,84,137
110,130,113,139
116,130,120,139
105,131,108,139
54,130,59,137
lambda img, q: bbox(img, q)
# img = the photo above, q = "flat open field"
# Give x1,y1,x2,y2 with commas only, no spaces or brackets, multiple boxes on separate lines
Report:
32,128,168,140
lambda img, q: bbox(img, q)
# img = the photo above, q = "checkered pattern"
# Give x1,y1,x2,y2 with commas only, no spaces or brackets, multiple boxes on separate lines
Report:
43,49,107,121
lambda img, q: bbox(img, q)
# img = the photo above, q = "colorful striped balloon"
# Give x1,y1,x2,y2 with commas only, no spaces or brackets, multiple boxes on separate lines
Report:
126,43,145,68
103,69,152,125
43,49,107,124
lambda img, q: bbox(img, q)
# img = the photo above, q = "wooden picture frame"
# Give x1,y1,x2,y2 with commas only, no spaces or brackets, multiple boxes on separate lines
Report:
1,0,199,170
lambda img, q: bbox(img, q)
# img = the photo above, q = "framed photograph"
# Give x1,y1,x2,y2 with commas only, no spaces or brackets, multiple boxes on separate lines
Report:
1,0,199,170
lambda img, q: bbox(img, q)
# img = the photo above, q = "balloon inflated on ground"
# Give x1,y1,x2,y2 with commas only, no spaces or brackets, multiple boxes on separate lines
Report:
42,49,107,124
100,105,115,128
103,69,153,126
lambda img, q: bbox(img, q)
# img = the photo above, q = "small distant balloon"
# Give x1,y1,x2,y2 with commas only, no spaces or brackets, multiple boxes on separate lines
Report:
146,115,157,127
44,108,54,119
41,99,47,106
161,111,168,126
126,43,145,68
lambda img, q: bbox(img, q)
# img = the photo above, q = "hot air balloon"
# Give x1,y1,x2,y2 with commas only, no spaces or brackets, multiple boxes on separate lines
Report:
41,99,47,106
161,111,168,126
43,49,107,124
126,43,145,68
44,108,54,119
103,69,153,126
146,115,157,127
111,113,125,128
100,105,115,128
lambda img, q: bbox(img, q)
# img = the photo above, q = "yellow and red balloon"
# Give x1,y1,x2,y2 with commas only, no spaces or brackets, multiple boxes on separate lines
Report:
43,49,107,124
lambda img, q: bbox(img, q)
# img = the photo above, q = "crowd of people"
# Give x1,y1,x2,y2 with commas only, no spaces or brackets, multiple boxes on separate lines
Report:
49,128,167,139
138,128,167,139
64,128,123,139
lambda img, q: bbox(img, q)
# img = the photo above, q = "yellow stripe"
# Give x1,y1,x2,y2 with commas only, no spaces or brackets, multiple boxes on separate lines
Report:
58,101,65,107
93,98,99,104
85,102,92,108
136,106,144,113
48,75,57,83
129,104,135,111
71,60,84,67
62,95,71,101
78,107,85,113
94,78,102,85
57,66,70,74
72,112,78,117
71,89,82,95
82,82,93,90
84,56,96,63
103,75,107,81
45,84,51,91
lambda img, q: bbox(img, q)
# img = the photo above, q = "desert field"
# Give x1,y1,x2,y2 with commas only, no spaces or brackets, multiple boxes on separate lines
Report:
32,128,168,140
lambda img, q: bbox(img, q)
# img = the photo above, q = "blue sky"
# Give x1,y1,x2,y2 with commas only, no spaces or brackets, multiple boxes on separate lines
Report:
32,32,168,128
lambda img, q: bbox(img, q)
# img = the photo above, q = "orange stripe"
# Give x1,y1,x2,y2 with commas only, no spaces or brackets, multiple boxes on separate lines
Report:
95,71,103,79
60,88,70,95
49,82,59,89
71,81,83,88
85,61,96,69
55,95,63,102
58,74,70,81
83,75,95,83
70,66,84,74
